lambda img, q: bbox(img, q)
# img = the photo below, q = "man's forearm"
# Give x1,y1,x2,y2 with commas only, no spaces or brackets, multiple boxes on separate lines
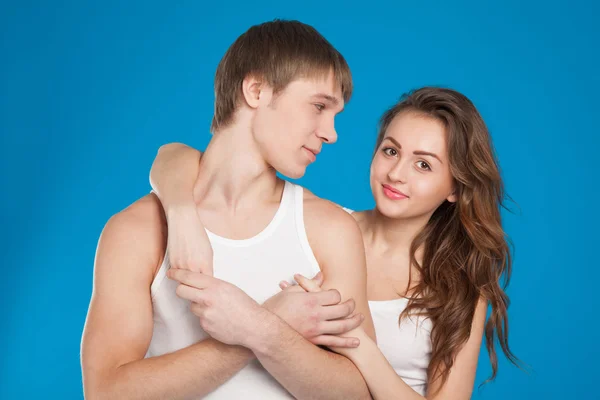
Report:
251,311,371,400
89,339,252,400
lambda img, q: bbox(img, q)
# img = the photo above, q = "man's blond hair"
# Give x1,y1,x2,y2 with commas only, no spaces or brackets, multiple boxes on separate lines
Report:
211,19,353,133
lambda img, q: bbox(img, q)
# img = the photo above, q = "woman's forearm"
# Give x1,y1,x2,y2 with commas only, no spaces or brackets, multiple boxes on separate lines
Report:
343,331,424,400
149,143,201,209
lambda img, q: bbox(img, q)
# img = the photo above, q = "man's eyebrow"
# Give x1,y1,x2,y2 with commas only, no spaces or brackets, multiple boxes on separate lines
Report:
312,93,344,112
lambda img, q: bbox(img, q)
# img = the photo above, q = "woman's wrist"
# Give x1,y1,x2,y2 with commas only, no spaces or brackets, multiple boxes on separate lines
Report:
346,331,376,365
165,201,198,221
330,327,370,358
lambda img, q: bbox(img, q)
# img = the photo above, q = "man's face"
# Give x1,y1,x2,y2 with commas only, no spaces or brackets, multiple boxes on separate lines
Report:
251,70,345,179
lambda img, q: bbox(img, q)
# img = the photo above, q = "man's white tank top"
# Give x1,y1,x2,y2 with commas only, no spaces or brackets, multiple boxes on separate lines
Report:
146,181,321,399
146,184,431,398
344,208,432,396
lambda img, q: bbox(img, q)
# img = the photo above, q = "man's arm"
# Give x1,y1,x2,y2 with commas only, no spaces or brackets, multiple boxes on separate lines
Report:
81,194,253,400
147,143,373,399
248,198,376,400
305,197,376,341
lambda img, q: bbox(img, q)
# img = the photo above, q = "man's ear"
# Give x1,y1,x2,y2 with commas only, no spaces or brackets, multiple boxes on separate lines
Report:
241,75,263,109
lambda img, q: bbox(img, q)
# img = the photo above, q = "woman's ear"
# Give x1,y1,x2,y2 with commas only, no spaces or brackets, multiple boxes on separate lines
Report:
447,189,457,203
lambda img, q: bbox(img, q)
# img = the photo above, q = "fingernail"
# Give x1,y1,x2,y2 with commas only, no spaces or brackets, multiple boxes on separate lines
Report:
352,339,360,347
360,314,365,321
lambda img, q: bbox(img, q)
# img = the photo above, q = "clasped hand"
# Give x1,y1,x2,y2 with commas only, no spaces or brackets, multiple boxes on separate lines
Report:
167,269,364,349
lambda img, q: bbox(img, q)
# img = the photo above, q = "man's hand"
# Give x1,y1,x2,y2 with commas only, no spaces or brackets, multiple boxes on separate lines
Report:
165,204,214,276
167,268,264,346
279,273,369,353
264,272,365,348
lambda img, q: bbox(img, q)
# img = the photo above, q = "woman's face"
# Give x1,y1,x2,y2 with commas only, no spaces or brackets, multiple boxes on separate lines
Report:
370,111,457,221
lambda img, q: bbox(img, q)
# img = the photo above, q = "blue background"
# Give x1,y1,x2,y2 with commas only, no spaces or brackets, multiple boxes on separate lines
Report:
1,1,598,398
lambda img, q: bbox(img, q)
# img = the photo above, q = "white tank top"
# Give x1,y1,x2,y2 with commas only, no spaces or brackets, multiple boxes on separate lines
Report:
146,181,321,399
344,208,432,396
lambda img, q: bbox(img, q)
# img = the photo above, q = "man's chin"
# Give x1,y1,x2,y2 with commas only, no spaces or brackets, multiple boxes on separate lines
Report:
278,164,307,180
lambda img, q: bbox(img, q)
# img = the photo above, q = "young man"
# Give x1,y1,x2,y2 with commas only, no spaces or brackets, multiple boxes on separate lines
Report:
81,20,375,399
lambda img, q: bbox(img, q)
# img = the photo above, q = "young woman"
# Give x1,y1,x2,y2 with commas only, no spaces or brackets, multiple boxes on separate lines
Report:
149,87,518,399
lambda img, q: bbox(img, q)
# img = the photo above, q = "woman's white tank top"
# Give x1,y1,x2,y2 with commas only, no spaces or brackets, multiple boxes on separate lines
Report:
344,207,432,396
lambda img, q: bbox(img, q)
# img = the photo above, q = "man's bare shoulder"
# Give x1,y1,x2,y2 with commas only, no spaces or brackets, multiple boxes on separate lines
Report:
97,193,168,280
106,193,167,241
303,188,358,226
302,188,363,255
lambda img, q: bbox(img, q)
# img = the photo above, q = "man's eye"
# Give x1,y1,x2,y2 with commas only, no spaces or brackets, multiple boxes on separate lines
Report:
314,104,325,112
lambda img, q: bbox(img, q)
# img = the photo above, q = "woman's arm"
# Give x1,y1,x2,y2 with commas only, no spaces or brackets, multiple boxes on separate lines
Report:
149,143,202,208
294,275,488,400
346,300,487,400
345,331,423,400
148,143,213,275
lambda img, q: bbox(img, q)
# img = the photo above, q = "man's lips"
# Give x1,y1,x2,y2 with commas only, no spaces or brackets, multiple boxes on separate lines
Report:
303,146,320,156
303,147,320,162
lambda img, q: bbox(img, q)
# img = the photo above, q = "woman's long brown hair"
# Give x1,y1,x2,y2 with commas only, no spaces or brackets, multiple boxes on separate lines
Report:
374,87,520,389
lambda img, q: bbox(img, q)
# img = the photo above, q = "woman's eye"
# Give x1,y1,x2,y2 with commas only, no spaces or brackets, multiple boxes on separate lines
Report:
417,161,431,171
314,104,325,112
383,147,397,157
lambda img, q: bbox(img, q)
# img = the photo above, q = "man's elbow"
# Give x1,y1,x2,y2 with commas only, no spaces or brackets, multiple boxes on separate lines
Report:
83,382,110,400
82,369,120,400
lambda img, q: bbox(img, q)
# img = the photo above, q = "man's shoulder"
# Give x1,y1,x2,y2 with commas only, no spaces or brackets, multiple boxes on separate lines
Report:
107,193,166,236
301,188,362,252
99,193,168,272
300,187,367,294
302,187,352,222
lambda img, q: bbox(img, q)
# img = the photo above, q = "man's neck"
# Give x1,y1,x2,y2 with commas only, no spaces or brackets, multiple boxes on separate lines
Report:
194,123,281,212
